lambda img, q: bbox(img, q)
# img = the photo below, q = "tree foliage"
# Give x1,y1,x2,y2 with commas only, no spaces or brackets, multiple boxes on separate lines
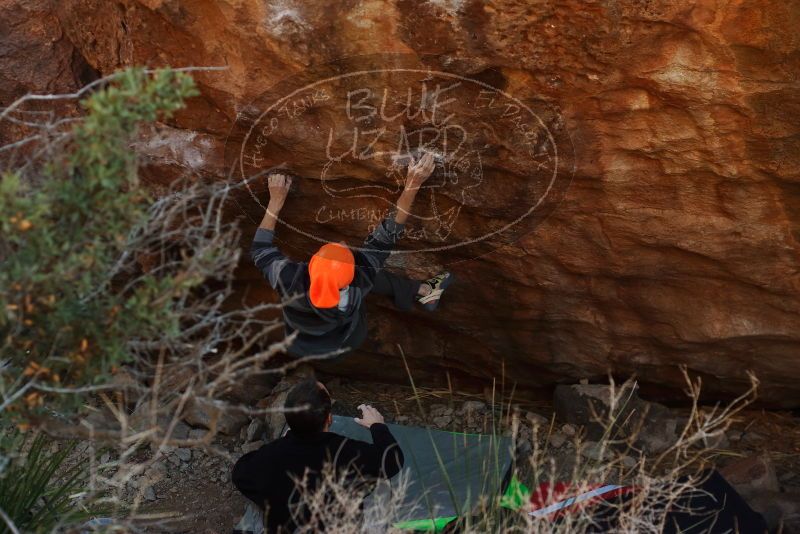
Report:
0,68,198,421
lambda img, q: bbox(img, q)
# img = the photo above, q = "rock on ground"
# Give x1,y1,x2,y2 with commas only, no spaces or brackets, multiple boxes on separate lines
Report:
720,455,780,499
745,491,800,533
549,432,567,449
182,398,249,436
554,383,681,454
260,365,316,440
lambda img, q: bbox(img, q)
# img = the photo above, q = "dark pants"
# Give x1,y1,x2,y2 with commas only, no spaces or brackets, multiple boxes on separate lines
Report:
371,270,421,311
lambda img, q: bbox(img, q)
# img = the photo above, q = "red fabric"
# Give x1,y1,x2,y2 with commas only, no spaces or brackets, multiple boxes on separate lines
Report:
308,243,355,308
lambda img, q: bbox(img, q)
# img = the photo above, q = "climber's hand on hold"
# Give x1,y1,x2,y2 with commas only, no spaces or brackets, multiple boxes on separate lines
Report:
393,152,435,225
259,173,292,231
355,404,385,428
404,151,436,192
268,173,292,210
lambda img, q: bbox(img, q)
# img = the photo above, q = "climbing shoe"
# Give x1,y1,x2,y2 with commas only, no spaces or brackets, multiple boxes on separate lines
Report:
416,272,454,311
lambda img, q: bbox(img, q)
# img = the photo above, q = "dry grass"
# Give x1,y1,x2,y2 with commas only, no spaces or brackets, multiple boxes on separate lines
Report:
260,367,760,534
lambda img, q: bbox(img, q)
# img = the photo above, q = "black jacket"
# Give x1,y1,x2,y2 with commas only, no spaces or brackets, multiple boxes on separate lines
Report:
251,216,404,356
231,423,404,533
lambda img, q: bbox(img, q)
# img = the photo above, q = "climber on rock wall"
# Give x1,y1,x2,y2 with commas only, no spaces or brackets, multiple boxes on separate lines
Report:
251,152,455,357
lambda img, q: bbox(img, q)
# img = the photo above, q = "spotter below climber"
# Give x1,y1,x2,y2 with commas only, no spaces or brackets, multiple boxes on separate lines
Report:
251,152,454,357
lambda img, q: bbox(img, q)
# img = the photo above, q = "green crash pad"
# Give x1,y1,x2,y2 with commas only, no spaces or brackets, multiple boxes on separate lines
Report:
329,415,517,531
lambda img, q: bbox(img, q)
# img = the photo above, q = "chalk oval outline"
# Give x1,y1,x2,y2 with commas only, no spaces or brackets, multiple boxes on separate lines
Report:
234,63,573,254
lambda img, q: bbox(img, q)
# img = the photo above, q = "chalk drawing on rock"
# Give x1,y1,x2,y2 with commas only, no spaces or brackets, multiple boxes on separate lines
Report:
224,54,575,264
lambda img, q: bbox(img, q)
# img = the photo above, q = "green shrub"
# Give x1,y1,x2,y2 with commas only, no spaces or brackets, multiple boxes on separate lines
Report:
0,68,198,422
0,432,97,533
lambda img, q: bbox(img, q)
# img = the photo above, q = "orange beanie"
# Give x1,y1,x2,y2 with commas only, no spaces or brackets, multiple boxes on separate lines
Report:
308,243,355,308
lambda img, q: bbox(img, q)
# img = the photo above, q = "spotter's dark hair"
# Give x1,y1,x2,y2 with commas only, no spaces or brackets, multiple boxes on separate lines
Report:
284,378,332,436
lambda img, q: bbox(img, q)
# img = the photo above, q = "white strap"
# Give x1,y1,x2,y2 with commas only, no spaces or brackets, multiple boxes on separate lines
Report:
418,291,441,304
528,485,625,517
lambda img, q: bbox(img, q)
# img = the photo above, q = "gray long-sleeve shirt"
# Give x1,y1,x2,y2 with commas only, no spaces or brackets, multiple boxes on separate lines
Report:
251,216,405,356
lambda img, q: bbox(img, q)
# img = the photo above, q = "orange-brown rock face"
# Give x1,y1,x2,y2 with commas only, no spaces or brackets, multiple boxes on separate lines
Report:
4,0,800,405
